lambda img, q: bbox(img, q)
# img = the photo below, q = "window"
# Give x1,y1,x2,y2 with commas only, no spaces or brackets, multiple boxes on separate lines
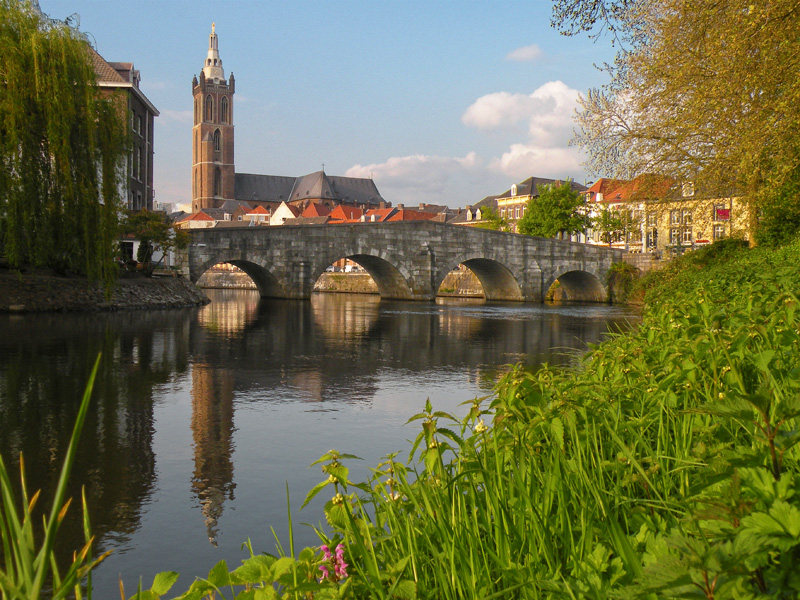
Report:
500,208,506,219
135,114,142,135
205,95,213,121
213,129,221,152
221,96,229,123
134,147,141,180
714,204,730,221
629,229,643,243
670,228,680,245
514,207,520,219
214,168,221,196
647,213,658,227
224,213,231,221
647,230,658,248
682,228,692,243
714,224,726,240
670,210,681,225
682,209,693,225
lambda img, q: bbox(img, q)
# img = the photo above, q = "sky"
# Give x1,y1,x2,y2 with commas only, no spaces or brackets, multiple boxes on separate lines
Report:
40,1,616,211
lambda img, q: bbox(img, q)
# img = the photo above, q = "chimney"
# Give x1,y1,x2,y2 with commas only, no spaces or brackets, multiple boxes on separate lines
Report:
397,203,404,210
379,200,385,209
419,202,425,210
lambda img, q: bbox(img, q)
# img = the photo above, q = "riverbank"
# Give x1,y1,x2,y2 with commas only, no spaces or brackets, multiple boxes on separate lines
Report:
0,268,209,313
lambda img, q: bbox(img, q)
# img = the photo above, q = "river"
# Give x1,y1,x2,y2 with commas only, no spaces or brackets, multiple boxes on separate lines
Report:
0,290,639,596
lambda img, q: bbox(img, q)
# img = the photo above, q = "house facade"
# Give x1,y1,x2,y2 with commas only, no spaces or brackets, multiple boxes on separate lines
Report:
584,176,751,253
91,49,159,211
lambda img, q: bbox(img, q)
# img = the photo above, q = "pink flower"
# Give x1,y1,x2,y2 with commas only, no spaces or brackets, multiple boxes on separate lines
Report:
319,542,348,582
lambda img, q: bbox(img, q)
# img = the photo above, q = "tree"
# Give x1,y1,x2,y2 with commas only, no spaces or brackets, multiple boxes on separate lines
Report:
472,206,510,232
592,206,627,247
122,211,189,276
518,182,588,238
0,1,127,289
563,0,800,217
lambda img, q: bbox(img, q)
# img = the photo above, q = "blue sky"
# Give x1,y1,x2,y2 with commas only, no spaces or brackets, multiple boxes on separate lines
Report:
40,1,616,210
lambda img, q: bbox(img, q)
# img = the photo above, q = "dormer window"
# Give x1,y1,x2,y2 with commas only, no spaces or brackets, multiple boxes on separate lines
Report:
466,209,473,221
511,184,518,196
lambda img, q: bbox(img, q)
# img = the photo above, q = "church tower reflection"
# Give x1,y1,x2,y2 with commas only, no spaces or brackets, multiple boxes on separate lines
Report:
190,364,236,545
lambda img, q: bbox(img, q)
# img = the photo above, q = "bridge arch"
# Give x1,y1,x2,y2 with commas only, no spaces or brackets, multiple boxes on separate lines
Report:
197,257,286,298
314,246,416,300
545,267,608,302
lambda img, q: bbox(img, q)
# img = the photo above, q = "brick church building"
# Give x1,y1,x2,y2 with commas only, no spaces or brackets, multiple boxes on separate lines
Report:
191,24,386,214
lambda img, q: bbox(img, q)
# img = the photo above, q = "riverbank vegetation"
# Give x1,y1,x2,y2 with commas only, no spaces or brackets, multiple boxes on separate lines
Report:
107,240,796,598
2,238,798,598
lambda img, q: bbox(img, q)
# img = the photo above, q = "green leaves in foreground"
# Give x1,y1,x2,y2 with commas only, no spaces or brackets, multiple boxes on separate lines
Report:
0,354,109,600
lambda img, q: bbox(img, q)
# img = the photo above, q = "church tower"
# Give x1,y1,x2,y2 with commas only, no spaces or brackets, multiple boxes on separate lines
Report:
191,23,235,212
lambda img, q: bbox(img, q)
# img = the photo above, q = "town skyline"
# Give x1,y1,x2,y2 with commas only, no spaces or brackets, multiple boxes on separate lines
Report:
40,0,616,210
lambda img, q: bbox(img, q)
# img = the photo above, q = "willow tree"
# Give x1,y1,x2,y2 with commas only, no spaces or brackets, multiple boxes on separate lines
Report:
560,1,800,216
0,0,127,288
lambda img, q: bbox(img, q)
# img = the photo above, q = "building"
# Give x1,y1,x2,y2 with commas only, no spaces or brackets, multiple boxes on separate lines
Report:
191,25,386,215
451,177,588,234
91,48,159,211
583,175,751,253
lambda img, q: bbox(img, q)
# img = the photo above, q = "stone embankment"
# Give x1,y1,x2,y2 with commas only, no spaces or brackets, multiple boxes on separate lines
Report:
0,269,209,313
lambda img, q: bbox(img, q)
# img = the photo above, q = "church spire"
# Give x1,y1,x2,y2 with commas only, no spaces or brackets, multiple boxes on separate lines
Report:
202,22,225,82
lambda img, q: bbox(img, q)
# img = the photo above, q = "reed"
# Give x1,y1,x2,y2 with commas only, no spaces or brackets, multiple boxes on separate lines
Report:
0,355,110,600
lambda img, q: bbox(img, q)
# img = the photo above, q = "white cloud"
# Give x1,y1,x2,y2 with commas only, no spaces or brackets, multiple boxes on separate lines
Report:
462,80,587,179
506,44,543,62
462,81,579,145
490,144,584,180
347,152,479,192
346,153,491,206
341,81,588,206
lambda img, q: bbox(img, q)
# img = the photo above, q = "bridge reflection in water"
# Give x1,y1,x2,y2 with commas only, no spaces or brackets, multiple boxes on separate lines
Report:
0,290,638,597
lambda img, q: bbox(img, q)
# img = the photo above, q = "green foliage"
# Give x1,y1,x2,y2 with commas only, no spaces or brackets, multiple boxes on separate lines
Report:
606,261,639,303
471,206,509,232
755,167,800,248
570,0,800,218
593,206,631,246
0,1,127,291
122,211,189,276
0,355,108,599
518,181,588,238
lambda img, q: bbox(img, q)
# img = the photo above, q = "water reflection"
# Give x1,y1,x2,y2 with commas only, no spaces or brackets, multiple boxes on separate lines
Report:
190,365,236,545
0,292,639,595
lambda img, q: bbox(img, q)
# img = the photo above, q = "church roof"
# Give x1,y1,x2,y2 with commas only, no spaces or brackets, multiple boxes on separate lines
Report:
235,171,384,206
235,174,296,203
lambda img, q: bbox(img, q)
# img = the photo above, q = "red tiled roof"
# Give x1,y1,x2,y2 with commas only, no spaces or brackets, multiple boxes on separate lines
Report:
302,202,331,218
585,178,628,201
386,209,437,222
247,205,270,215
329,205,364,220
365,208,395,222
602,175,673,203
178,211,215,222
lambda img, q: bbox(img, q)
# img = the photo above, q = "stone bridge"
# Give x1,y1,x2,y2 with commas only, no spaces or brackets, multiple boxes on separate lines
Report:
185,221,624,302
